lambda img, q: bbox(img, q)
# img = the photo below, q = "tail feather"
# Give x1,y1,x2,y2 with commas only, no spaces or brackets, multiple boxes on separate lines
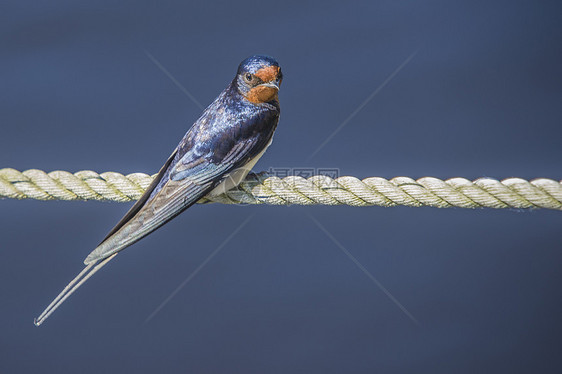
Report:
34,253,118,326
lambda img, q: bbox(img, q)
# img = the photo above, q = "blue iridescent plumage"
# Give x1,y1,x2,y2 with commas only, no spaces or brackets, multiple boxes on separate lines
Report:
34,55,283,326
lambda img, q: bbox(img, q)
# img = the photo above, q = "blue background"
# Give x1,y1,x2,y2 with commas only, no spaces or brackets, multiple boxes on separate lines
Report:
1,0,562,372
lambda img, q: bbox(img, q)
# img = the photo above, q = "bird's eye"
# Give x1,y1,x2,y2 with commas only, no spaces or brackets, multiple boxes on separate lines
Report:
244,73,254,83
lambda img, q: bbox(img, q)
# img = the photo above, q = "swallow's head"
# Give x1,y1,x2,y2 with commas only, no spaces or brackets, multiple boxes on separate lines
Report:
236,55,282,104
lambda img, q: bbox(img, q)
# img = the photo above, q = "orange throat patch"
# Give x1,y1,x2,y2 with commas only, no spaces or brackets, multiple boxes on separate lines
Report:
246,86,278,103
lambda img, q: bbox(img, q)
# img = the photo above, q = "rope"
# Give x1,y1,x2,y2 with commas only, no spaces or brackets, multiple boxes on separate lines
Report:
1,168,561,210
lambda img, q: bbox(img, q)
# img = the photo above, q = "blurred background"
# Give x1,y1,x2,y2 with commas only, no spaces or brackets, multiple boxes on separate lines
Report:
1,0,561,372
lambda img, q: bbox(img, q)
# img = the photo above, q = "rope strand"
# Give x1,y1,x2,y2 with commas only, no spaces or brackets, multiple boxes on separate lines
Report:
1,168,561,210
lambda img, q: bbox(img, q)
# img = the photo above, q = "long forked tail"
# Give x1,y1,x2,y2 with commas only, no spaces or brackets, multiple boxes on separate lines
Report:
34,253,118,326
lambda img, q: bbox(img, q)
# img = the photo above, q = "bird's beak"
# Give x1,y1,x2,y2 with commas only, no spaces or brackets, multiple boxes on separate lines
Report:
259,79,280,90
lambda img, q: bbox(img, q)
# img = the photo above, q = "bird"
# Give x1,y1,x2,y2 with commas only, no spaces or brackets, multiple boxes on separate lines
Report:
34,54,283,326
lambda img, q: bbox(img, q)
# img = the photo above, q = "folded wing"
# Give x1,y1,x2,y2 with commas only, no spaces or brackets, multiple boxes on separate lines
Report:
84,136,260,264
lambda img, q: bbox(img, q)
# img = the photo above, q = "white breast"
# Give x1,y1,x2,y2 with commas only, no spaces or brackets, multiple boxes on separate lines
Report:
207,138,272,197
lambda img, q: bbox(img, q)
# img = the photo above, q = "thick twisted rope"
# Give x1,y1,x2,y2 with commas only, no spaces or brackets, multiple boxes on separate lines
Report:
1,168,561,210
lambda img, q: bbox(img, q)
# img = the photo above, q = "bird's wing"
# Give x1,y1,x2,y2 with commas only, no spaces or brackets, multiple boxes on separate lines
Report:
85,136,259,265
34,136,262,326
100,149,178,243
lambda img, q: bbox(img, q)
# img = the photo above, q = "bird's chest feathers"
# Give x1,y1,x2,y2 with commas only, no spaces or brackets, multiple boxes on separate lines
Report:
207,137,273,197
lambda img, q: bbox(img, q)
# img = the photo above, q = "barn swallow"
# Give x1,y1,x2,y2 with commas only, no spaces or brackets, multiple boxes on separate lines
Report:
34,55,283,326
